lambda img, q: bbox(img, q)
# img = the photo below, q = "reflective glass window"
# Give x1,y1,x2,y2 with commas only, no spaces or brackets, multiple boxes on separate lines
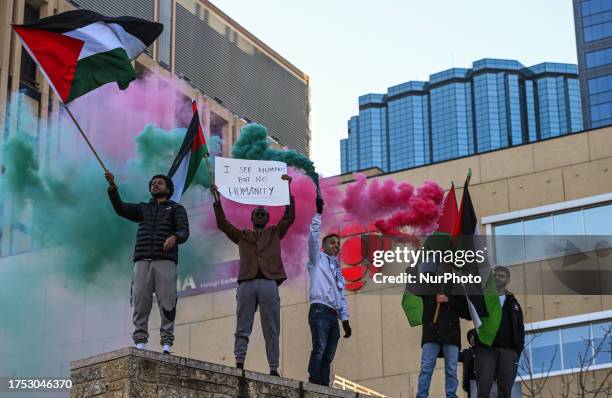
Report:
561,325,592,369
530,330,562,374
593,321,612,365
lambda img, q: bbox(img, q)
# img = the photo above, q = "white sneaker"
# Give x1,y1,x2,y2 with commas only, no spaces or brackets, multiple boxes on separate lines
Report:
162,344,171,354
136,343,145,350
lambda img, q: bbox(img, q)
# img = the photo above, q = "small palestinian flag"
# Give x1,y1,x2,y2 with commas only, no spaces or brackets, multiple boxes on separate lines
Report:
168,101,209,203
13,9,162,103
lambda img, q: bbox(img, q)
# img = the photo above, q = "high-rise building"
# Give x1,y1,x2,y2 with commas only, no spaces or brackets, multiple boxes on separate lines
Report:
573,0,612,129
69,0,311,155
340,58,583,174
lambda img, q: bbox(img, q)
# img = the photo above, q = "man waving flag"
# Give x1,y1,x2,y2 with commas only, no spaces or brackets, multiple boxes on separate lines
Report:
13,9,162,103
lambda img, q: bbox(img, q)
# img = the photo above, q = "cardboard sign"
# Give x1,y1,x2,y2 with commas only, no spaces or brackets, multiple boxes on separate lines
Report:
215,157,289,205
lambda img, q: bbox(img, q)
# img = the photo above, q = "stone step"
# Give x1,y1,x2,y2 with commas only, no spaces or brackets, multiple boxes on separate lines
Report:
70,347,369,397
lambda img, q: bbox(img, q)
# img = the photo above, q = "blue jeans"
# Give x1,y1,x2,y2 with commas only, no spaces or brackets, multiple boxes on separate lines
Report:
307,303,340,386
416,342,459,398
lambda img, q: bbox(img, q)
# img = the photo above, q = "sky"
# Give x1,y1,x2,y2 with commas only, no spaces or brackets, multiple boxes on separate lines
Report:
211,0,578,177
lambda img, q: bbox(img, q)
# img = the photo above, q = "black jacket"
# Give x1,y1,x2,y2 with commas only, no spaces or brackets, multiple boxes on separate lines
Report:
421,293,471,348
108,187,189,264
491,293,525,354
459,346,476,394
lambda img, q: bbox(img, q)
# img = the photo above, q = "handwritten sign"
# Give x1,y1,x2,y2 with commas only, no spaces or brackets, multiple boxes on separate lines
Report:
215,157,289,205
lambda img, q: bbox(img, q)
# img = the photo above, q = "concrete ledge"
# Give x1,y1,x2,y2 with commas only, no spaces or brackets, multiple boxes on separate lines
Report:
70,347,366,397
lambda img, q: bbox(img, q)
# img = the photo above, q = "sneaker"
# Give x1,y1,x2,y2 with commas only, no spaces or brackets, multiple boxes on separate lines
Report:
162,344,171,354
135,343,145,350
236,362,244,370
270,370,280,377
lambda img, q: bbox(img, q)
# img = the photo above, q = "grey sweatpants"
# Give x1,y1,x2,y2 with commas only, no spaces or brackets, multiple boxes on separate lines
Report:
234,278,281,370
475,346,519,398
131,260,177,346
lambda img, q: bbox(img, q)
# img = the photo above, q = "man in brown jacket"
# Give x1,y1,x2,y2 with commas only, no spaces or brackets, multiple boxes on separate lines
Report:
211,174,294,376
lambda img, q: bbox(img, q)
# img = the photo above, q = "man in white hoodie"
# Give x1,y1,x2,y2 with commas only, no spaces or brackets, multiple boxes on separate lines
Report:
306,195,352,386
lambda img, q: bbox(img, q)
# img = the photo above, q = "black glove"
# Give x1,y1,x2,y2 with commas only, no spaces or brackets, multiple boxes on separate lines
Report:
342,320,351,338
316,196,324,214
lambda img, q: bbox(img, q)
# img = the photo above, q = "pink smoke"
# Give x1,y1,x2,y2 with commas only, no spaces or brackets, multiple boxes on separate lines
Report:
374,181,445,237
52,69,193,163
341,173,444,238
343,173,421,223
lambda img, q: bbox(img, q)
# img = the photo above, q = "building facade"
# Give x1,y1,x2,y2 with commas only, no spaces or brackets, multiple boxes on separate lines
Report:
340,58,583,174
0,0,309,257
69,0,311,155
574,0,612,129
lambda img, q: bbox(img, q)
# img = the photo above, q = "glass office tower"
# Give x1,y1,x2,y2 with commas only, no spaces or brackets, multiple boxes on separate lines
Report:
341,58,582,173
574,0,612,129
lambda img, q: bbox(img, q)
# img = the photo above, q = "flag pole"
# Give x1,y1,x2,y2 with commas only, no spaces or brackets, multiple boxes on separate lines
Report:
63,104,108,172
433,171,472,324
204,153,214,186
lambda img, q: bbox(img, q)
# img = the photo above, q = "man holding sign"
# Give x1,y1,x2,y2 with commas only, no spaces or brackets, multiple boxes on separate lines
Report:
211,171,294,376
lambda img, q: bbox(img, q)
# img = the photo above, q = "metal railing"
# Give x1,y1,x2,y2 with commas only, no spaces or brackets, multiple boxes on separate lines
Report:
333,374,388,397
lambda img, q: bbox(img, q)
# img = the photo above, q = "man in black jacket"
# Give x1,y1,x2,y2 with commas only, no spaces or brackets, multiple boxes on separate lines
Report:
105,172,189,354
416,283,471,398
475,266,524,398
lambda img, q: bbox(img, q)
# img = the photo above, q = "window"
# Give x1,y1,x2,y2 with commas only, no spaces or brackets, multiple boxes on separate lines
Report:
520,317,612,379
491,199,612,264
582,0,612,17
585,47,612,69
20,3,40,90
157,0,172,68
529,330,562,374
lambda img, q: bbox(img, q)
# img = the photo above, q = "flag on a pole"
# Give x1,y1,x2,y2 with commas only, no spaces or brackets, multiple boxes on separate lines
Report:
168,101,209,203
453,176,502,346
13,9,162,103
402,184,458,326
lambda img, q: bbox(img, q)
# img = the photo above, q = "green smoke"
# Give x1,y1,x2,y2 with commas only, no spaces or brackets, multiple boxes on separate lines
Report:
0,120,225,377
0,124,222,282
134,124,220,189
231,123,319,187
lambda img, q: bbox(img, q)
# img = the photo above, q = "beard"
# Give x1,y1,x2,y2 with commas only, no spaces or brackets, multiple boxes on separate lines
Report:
495,280,507,290
151,190,168,199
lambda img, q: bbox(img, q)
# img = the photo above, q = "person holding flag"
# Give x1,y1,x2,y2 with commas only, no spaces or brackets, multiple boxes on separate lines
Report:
105,172,189,354
416,279,471,398
402,181,474,397
475,266,524,398
210,175,295,376
306,194,351,386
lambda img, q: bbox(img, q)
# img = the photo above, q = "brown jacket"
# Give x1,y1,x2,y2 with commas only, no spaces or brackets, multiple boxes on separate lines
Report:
214,196,295,283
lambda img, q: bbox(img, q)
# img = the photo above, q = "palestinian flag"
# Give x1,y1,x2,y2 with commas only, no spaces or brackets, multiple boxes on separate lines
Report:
402,184,458,326
13,9,162,103
168,100,209,203
453,174,502,346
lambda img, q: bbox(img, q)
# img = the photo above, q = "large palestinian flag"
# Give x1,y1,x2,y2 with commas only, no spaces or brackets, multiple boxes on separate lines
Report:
168,100,209,203
453,176,502,346
402,184,458,326
13,9,162,103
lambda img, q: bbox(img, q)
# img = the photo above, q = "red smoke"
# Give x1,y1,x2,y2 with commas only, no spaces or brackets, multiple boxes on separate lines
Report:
341,173,444,237
374,180,445,237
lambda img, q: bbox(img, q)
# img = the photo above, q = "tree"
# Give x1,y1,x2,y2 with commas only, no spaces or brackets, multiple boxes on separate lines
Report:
518,331,558,398
552,323,612,398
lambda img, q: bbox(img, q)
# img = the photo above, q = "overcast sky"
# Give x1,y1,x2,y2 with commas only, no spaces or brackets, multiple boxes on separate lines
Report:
211,0,578,177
